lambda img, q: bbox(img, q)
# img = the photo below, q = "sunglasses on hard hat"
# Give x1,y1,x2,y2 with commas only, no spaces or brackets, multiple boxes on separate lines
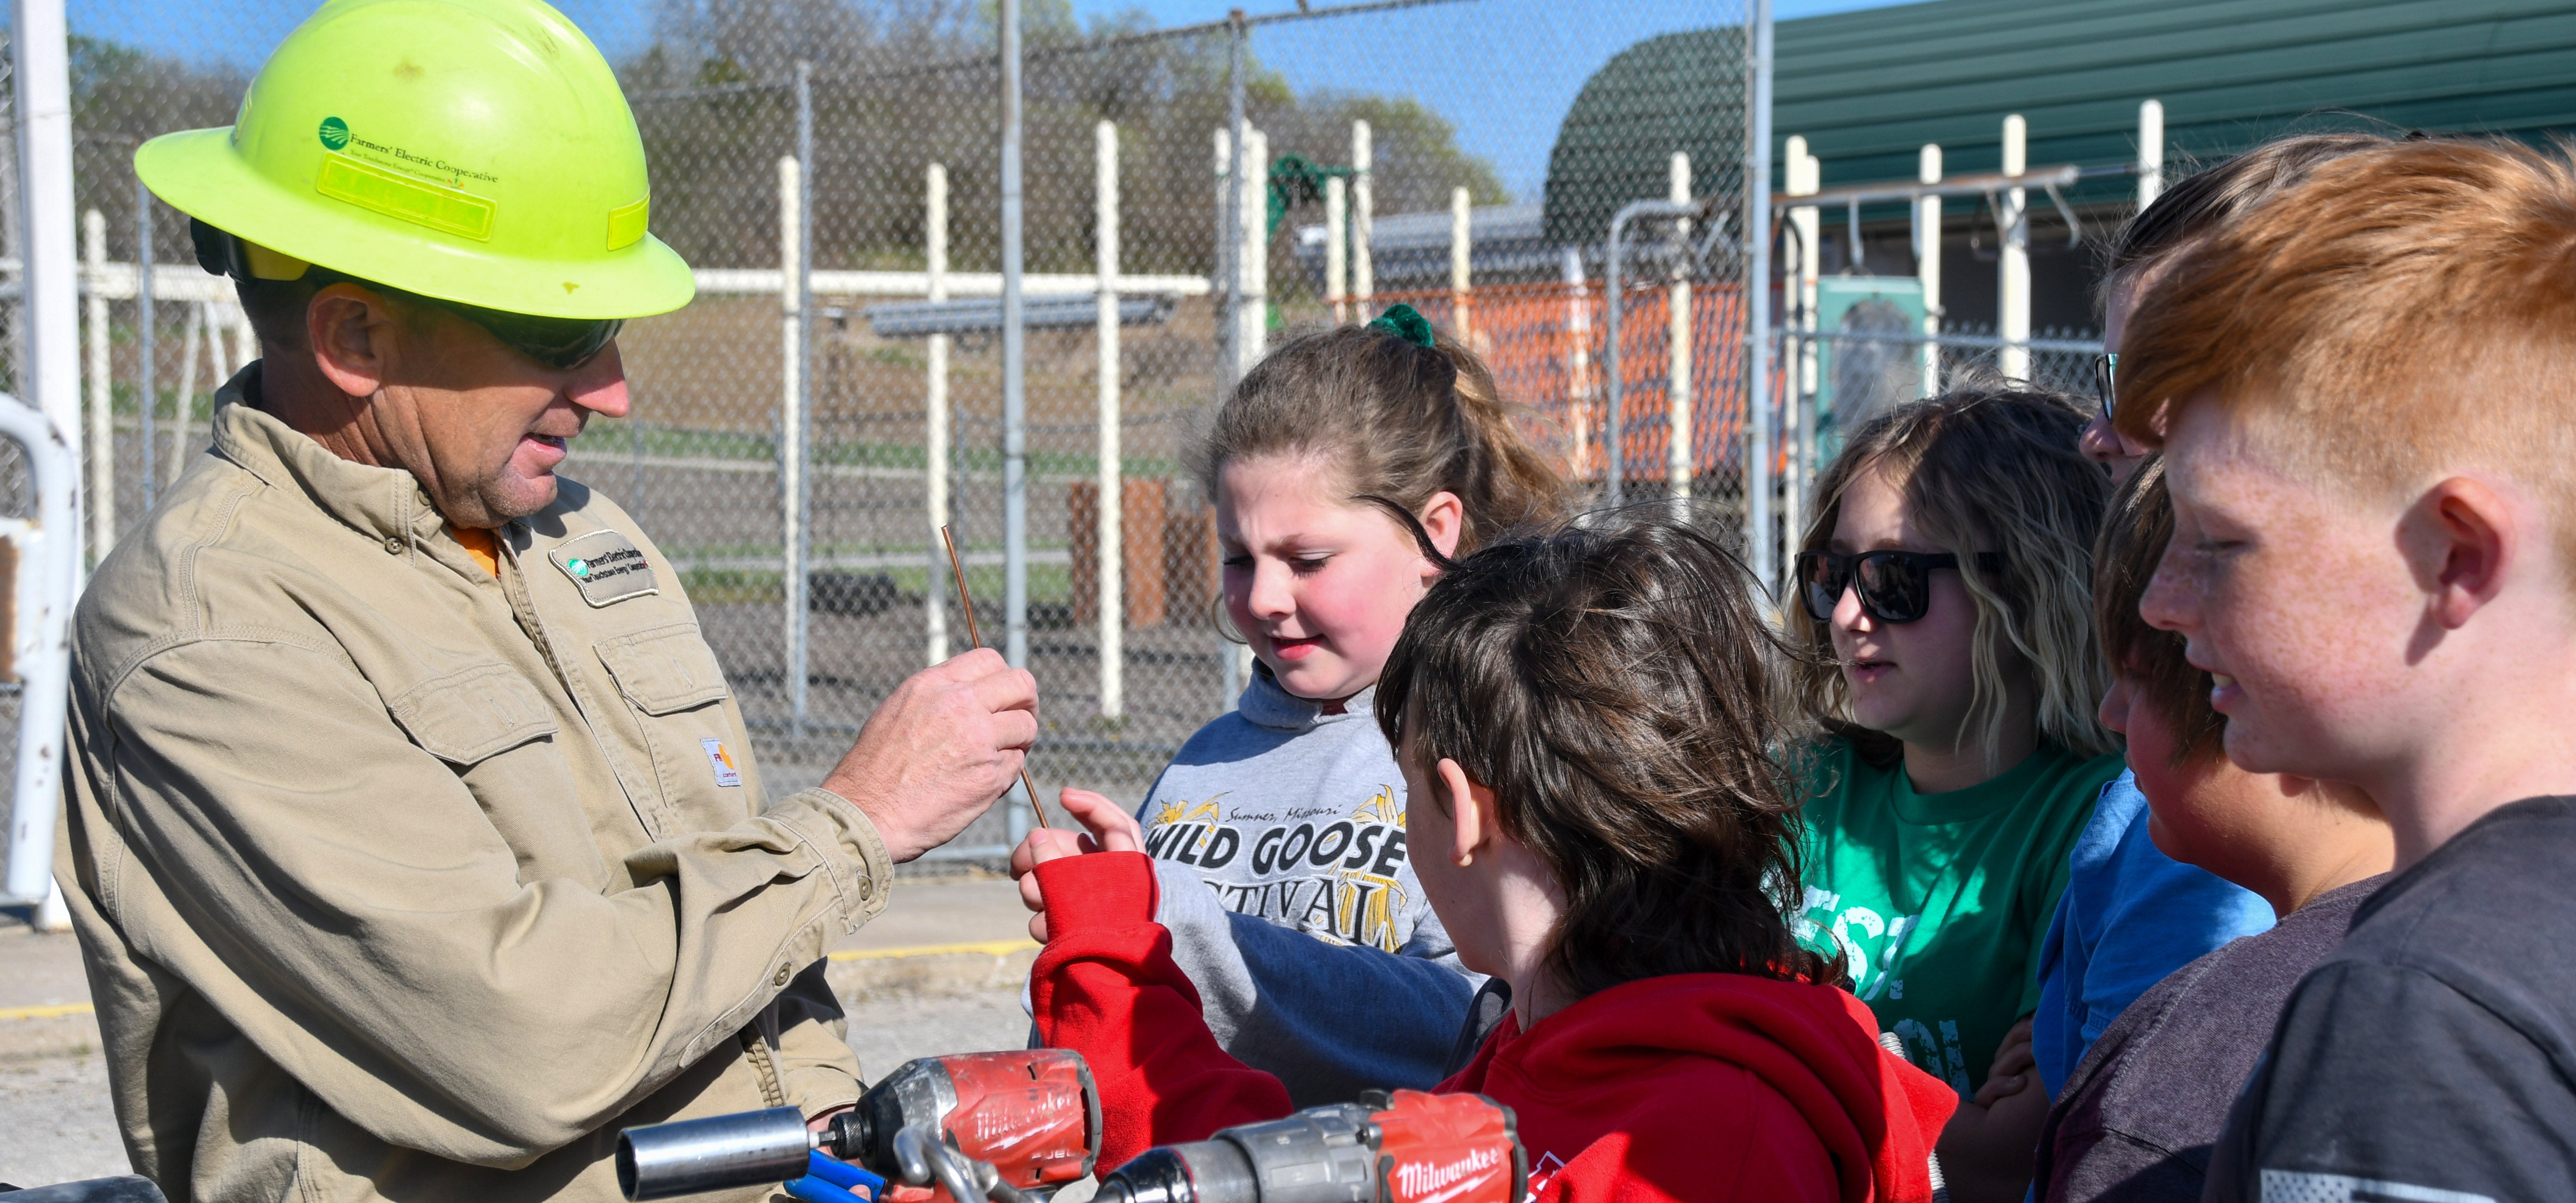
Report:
191,220,622,372
1795,548,2006,625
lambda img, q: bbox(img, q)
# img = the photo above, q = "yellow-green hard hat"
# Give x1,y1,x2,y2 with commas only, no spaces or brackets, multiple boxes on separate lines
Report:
134,0,693,321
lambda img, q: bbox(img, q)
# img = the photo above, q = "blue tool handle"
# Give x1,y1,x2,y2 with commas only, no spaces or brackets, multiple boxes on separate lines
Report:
805,1149,888,1195
783,1172,870,1203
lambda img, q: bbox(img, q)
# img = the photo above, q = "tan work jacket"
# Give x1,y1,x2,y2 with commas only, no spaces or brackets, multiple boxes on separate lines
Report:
56,369,892,1202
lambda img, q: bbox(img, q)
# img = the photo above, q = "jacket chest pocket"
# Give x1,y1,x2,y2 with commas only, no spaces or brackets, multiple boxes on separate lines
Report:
387,665,606,884
594,624,750,829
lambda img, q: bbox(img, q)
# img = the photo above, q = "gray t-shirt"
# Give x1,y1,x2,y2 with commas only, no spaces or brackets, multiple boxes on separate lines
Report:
1135,668,1480,1105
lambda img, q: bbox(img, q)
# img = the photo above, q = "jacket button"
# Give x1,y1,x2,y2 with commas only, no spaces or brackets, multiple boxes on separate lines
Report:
383,535,404,555
774,964,792,986
858,879,873,901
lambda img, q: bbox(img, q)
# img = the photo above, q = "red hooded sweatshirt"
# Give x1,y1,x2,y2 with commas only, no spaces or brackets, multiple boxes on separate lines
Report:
1031,852,1957,1203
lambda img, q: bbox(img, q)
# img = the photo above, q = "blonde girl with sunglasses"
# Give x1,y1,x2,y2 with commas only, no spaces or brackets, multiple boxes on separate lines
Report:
1785,385,2121,1203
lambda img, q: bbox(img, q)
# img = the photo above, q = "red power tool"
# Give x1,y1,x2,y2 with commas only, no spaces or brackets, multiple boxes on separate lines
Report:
1100,1091,1526,1203
619,1049,1100,1202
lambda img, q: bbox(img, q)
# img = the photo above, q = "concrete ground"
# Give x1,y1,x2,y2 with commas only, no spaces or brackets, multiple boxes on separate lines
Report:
0,874,1038,1191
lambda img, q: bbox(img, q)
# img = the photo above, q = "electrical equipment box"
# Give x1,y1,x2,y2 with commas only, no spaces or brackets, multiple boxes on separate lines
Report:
1811,276,1929,458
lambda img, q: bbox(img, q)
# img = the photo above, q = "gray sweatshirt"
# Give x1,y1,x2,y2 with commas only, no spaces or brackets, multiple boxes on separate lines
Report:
1136,668,1481,1105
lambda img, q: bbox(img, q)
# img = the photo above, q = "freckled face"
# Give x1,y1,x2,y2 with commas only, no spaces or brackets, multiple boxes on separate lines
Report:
2142,402,2419,781
1217,454,1439,702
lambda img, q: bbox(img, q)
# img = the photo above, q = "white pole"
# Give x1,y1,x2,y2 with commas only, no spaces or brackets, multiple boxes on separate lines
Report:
1095,120,1123,720
173,302,203,486
776,155,805,717
16,0,77,569
224,305,253,373
1785,144,1817,557
1324,176,1347,324
925,163,951,666
1786,138,1819,409
81,207,109,558
1561,245,1591,482
1787,137,1820,546
1918,143,1944,399
1746,0,1775,590
1666,152,1692,520
1450,186,1472,341
2138,99,2166,208
1235,128,1268,373
0,391,80,905
1351,120,1374,310
1002,0,1031,756
2000,113,2030,382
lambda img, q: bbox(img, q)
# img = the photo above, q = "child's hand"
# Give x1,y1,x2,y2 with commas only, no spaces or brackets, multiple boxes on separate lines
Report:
1010,789,1148,942
1969,1016,2039,1106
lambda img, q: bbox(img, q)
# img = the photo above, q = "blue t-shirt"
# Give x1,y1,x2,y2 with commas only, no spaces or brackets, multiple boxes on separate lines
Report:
2033,770,2276,1097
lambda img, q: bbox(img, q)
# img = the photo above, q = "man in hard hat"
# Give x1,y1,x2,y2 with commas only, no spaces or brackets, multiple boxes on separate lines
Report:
50,1,1037,1199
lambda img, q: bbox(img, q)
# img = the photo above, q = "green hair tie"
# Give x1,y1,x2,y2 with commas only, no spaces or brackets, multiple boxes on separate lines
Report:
1365,303,1437,350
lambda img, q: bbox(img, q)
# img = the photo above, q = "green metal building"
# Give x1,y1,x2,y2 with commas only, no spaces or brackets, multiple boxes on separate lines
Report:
1546,0,2576,330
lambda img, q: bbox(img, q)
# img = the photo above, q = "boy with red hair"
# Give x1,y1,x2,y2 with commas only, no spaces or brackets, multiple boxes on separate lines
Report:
2114,136,2576,1200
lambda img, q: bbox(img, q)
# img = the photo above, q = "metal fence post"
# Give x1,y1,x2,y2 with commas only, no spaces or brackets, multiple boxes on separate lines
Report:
2138,99,2165,206
1219,9,1248,714
137,178,156,512
925,162,950,667
776,153,805,732
1001,0,1032,842
17,0,78,573
1450,185,1471,339
2000,112,2030,382
1780,138,1816,551
82,206,110,558
1562,245,1592,481
1917,143,1944,399
1746,0,1776,591
1095,119,1122,721
1605,214,1624,509
1351,118,1372,312
0,391,82,905
1666,151,1691,520
792,61,815,732
1324,174,1346,323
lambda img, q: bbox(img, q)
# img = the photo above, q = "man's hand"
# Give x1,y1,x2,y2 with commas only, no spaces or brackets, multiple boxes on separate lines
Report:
1011,789,1145,942
821,649,1038,862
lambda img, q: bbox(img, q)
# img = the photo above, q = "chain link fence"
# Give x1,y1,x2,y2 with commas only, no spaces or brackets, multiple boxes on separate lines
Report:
32,0,1761,863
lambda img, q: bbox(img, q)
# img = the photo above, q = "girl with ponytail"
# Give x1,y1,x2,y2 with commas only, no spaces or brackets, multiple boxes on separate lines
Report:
1012,306,1566,1103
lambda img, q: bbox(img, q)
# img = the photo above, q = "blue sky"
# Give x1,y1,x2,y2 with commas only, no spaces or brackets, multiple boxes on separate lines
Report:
73,0,1911,203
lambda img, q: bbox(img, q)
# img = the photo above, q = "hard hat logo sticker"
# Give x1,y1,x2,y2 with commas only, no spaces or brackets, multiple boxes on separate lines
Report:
318,116,350,151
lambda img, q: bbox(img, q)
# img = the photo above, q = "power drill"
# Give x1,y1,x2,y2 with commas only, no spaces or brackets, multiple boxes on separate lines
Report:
1102,1091,1526,1203
618,1049,1101,1203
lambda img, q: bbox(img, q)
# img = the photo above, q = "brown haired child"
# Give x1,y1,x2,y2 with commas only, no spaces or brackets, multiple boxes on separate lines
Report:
1022,521,1955,1202
1013,310,1567,1105
2117,137,2576,1201
2032,458,2390,1203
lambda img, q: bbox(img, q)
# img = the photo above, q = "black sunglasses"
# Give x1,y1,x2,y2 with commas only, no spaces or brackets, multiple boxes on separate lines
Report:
191,219,622,371
1796,548,2006,625
2093,352,2118,422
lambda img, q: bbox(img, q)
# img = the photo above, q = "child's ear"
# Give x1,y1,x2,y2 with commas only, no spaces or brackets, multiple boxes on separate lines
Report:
2412,477,2515,629
1419,491,1466,561
1434,757,1495,868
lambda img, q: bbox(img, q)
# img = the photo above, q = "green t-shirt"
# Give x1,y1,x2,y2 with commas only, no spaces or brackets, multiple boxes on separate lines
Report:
1793,736,2118,1097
